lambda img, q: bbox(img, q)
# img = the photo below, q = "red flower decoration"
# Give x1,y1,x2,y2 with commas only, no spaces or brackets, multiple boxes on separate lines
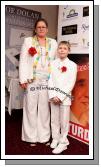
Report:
61,66,67,72
28,47,37,56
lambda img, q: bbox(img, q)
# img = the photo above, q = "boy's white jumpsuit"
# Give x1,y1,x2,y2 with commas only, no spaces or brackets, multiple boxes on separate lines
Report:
48,57,77,145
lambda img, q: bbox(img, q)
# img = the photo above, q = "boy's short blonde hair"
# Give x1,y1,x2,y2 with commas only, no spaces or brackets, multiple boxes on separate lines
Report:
58,41,71,51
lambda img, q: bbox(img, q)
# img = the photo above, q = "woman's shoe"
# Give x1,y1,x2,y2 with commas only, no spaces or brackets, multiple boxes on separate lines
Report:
30,143,37,146
45,142,50,146
43,141,50,146
42,141,50,146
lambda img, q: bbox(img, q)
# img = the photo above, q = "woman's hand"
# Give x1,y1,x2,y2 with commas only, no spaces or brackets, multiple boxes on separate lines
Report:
19,83,28,89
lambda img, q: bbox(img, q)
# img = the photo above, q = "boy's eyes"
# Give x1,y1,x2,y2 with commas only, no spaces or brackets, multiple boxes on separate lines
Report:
59,47,67,50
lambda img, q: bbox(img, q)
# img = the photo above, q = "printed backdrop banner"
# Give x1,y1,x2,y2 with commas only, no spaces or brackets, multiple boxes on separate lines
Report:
58,5,89,54
5,5,41,109
5,5,41,72
58,5,89,144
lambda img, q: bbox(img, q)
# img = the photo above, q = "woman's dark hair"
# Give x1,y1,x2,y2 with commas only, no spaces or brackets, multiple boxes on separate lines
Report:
33,18,48,36
34,18,48,29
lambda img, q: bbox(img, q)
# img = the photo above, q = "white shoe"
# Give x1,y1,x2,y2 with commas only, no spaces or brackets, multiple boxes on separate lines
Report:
67,140,69,146
50,140,59,149
52,143,67,154
30,143,37,147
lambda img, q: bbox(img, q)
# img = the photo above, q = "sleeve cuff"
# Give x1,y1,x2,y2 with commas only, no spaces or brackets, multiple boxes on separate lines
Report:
56,92,66,102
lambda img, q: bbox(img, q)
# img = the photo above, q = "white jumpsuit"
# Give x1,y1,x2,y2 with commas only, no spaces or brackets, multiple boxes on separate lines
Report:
48,58,77,145
19,37,57,143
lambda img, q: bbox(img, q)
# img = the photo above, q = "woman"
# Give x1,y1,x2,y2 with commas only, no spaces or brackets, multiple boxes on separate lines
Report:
19,18,57,146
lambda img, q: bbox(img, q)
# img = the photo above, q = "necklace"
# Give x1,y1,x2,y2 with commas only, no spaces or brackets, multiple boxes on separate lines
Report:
39,46,46,68
32,35,51,79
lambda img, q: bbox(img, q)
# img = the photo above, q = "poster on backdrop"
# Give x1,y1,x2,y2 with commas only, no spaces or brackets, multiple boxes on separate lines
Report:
69,55,89,144
5,5,41,72
58,5,89,144
5,5,41,111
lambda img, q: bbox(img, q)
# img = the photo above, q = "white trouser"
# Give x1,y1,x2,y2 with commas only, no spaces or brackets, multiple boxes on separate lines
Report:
22,81,50,143
51,103,70,145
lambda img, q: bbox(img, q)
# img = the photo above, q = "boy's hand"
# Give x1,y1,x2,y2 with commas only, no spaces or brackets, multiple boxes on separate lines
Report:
52,97,62,104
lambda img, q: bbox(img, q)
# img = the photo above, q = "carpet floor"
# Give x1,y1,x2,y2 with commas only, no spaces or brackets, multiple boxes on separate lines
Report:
5,110,89,155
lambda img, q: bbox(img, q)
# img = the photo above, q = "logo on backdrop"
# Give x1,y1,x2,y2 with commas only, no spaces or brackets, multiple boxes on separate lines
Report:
5,5,41,19
81,24,89,33
62,7,78,20
5,5,41,29
83,6,89,17
67,40,78,48
82,38,89,48
62,24,77,35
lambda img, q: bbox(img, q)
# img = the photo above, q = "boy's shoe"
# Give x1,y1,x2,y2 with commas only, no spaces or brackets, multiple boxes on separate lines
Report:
52,143,67,154
50,139,59,149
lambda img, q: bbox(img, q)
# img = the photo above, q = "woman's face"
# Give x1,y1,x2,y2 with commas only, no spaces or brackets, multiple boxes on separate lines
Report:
35,21,48,38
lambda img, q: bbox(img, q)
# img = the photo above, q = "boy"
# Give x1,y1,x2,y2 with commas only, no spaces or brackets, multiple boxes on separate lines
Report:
48,41,77,154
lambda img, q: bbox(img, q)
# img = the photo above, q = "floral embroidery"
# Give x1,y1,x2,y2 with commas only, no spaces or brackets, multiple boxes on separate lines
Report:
28,47,37,56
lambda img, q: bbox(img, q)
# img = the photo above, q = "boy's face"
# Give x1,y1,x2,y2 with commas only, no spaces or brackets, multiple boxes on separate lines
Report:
58,44,69,59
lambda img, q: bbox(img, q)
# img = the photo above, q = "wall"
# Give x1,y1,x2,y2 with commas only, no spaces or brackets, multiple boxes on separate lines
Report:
17,5,58,38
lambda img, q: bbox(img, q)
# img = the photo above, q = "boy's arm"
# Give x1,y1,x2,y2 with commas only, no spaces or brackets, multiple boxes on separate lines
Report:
56,64,77,102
